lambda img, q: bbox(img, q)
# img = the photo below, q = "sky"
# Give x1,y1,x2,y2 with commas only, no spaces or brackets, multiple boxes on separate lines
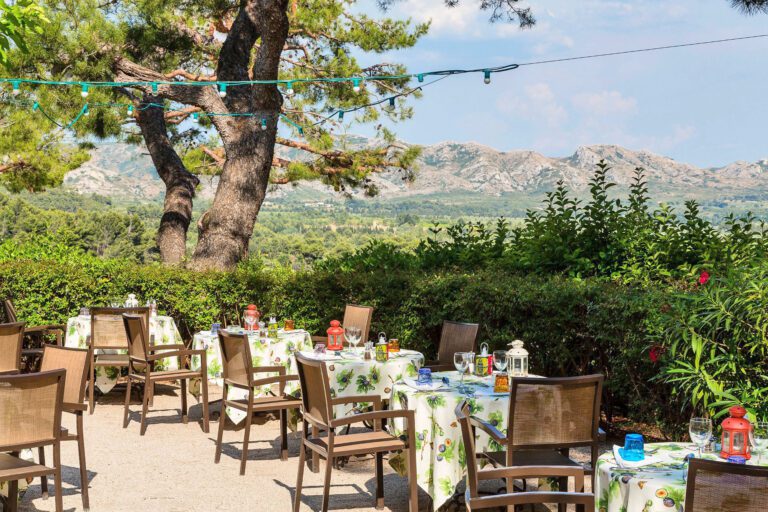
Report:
352,0,768,167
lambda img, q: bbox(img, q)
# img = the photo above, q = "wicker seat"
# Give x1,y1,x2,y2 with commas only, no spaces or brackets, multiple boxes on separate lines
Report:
214,330,302,475
0,369,66,512
424,320,480,372
471,375,603,512
293,352,418,512
456,400,594,511
0,322,24,375
685,458,768,511
311,304,374,346
38,345,91,510
122,313,210,435
88,307,150,414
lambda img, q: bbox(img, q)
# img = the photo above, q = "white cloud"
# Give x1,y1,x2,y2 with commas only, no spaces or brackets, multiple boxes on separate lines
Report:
572,91,638,116
497,83,568,126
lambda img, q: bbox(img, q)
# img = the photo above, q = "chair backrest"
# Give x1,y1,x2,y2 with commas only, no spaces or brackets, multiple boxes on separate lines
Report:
508,375,603,452
217,330,253,388
437,321,479,364
685,458,768,512
0,369,65,450
3,299,18,322
90,307,149,350
0,322,25,373
294,352,333,429
343,304,374,345
40,345,89,408
122,313,151,365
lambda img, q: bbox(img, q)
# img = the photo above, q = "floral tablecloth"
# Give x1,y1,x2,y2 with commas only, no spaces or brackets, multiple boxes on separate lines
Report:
191,329,313,424
299,349,423,418
389,372,509,509
64,314,182,394
595,442,761,512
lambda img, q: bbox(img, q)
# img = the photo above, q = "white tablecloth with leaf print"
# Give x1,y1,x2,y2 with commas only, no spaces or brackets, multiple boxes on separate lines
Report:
389,372,510,509
595,442,762,512
191,329,313,424
64,315,182,394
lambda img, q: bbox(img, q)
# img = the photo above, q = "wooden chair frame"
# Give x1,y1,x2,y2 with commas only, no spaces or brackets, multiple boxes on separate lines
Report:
0,322,24,375
424,320,480,372
293,352,418,512
0,369,66,512
122,313,210,436
311,303,374,347
214,330,302,475
455,400,594,511
685,457,768,511
4,300,64,372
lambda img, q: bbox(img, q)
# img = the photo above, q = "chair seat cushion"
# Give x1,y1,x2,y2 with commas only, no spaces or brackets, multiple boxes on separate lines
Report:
94,353,129,365
0,453,55,480
309,431,406,457
484,449,583,469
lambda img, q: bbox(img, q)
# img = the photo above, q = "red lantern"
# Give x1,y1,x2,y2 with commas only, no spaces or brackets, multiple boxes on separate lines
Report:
326,320,344,351
720,405,752,460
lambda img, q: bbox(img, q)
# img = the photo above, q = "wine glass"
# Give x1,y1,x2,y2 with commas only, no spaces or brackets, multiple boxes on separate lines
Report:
454,352,469,392
689,417,713,458
493,350,508,373
244,314,257,333
750,421,768,465
345,326,362,354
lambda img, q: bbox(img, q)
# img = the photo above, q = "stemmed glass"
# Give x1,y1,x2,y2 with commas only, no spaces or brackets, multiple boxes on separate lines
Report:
689,417,713,458
493,350,508,373
750,422,768,465
345,326,362,355
244,314,257,333
454,352,469,393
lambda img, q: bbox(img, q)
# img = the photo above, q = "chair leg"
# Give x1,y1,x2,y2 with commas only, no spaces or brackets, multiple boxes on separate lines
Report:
180,378,188,424
375,452,384,509
38,446,48,499
8,477,18,512
77,412,90,511
123,376,132,428
214,401,226,464
294,439,307,512
148,382,154,407
407,446,419,512
311,424,320,473
240,404,253,476
200,374,210,434
88,366,95,414
53,444,63,512
557,477,568,512
140,378,151,435
280,408,289,461
321,453,333,512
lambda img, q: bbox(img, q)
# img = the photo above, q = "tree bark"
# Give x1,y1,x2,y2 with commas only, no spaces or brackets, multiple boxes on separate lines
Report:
136,95,200,264
189,0,289,271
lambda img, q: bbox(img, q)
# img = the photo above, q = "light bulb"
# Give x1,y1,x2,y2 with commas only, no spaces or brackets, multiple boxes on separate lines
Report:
11,81,20,96
218,83,227,98
127,105,134,115
192,112,199,120
83,106,90,117
417,74,424,83
81,84,89,98
388,97,396,109
483,70,491,84
285,82,294,96
352,78,361,92
338,110,344,120
151,82,158,93
32,102,39,111
261,118,267,131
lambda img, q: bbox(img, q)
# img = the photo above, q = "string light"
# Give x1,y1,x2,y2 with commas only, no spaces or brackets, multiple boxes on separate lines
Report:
388,97,395,109
218,83,227,98
284,81,294,96
11,81,20,95
32,101,39,111
192,112,199,120
151,82,158,93
127,105,134,115
417,74,424,83
83,104,89,116
483,70,491,84
81,83,89,97
338,110,344,120
352,78,361,92
261,118,267,131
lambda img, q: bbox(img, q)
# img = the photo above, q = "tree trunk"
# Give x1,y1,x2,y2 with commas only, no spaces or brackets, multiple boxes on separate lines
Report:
136,95,200,264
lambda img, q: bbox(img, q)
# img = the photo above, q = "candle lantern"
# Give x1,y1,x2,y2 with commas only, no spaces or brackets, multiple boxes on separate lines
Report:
326,320,344,352
720,405,752,460
243,304,260,331
506,340,529,377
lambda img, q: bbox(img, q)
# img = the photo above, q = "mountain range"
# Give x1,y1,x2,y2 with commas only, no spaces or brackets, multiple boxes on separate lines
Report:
62,140,768,206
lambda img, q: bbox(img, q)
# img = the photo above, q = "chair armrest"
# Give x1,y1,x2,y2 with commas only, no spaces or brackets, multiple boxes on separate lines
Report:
331,409,414,430
24,324,65,333
424,363,455,373
252,365,286,375
331,394,382,410
477,465,585,481
251,374,299,388
148,344,187,352
470,415,507,444
146,349,203,361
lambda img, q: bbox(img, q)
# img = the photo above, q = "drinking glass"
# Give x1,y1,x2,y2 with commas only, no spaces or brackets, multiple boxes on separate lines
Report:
454,352,469,392
493,351,508,373
689,417,713,458
244,314,257,333
345,326,362,354
750,421,768,465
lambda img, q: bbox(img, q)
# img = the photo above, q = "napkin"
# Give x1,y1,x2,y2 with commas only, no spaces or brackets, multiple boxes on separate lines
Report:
402,377,444,391
612,445,666,468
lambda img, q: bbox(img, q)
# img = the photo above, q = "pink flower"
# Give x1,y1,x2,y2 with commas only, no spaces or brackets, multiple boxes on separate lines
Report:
649,346,664,363
698,271,710,285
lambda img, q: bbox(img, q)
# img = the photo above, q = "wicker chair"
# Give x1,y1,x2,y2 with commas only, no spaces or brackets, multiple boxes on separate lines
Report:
214,330,302,475
122,313,210,435
455,400,594,511
293,352,418,512
4,299,64,372
311,304,374,346
0,369,66,512
424,320,480,372
685,457,768,511
0,322,25,375
87,307,149,414
39,345,91,510
471,375,603,512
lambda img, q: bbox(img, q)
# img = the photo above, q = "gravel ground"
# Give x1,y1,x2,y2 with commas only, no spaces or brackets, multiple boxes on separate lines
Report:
13,383,595,512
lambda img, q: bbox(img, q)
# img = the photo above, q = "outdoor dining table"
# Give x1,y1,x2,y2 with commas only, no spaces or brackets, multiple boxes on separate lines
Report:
191,328,313,423
389,371,510,509
595,442,762,512
64,313,183,394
